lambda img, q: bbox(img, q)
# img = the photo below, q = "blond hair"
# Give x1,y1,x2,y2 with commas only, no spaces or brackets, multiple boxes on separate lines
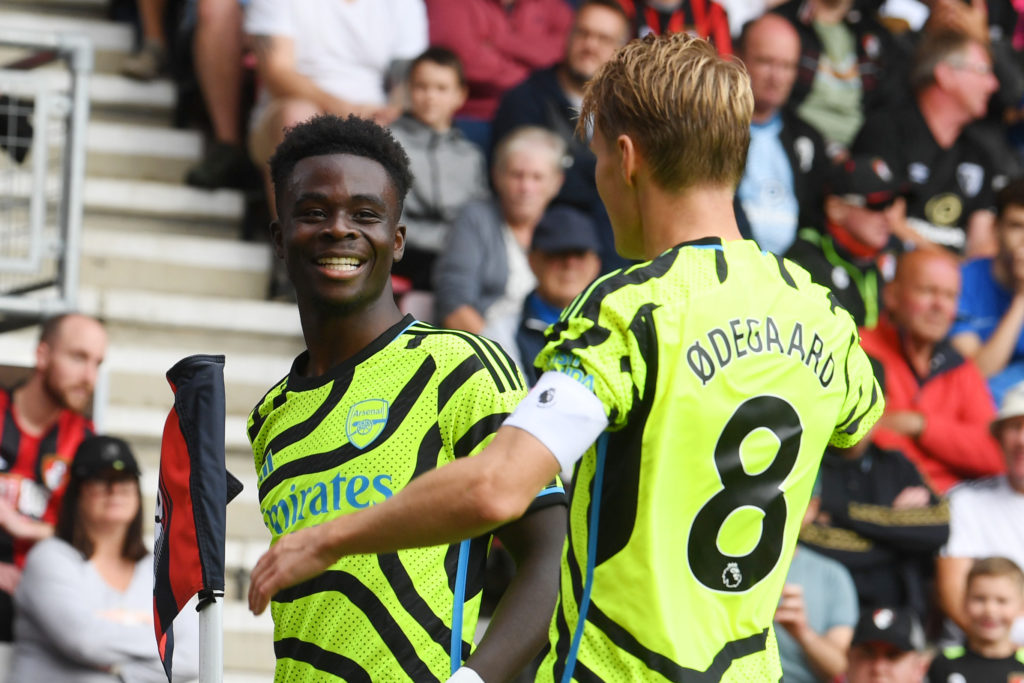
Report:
578,33,753,191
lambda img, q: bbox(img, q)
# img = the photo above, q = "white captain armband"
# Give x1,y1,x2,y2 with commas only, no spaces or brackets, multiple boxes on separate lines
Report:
504,371,609,473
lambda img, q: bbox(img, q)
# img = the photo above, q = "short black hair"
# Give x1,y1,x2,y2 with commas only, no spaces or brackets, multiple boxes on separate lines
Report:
997,177,1024,220
269,114,414,213
410,47,466,87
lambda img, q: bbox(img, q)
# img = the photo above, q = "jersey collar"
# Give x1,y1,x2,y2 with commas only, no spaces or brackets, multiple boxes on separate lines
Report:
287,314,417,391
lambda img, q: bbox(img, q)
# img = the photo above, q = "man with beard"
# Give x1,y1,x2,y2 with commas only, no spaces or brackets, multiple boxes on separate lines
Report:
491,0,630,270
0,313,106,642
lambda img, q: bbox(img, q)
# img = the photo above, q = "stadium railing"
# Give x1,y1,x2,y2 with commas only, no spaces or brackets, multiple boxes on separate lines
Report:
0,29,91,333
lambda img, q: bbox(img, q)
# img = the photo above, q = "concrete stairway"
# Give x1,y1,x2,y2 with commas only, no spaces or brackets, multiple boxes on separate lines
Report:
0,3,298,679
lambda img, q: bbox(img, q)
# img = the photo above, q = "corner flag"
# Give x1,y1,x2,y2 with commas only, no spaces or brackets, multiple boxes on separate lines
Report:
153,355,243,681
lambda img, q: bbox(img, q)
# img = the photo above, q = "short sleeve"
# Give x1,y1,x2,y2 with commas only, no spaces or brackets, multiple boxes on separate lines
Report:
389,0,429,61
830,332,884,448
827,560,859,630
534,282,645,431
244,0,293,37
438,337,528,460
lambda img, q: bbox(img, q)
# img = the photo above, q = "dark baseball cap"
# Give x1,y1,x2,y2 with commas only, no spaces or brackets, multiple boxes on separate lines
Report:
851,607,926,652
72,435,140,480
530,205,602,254
827,155,905,211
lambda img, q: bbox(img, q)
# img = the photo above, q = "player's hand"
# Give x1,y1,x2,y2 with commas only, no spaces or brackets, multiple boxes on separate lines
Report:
248,525,337,615
892,485,931,509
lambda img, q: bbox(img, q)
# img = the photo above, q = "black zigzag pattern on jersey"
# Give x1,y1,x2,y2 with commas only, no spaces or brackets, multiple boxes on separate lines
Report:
408,324,523,394
548,246,678,355
714,247,728,283
377,552,472,662
247,376,287,444
839,333,880,435
588,602,769,682
412,423,443,481
453,413,509,459
274,570,441,682
274,638,372,682
595,304,659,566
258,357,436,502
438,355,484,413
775,254,798,289
263,365,357,463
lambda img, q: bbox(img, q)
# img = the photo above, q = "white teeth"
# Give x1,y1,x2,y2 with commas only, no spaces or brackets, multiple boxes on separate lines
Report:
318,257,361,271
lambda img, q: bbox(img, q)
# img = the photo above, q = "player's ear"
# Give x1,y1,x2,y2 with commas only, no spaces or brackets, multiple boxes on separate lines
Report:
617,134,638,187
393,222,406,263
270,220,285,260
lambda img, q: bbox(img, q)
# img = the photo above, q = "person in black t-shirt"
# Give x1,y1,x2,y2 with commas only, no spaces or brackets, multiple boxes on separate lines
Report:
928,557,1024,682
853,30,1006,258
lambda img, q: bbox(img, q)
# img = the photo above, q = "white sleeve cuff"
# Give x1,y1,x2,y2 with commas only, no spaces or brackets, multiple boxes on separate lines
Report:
447,666,485,682
504,371,609,474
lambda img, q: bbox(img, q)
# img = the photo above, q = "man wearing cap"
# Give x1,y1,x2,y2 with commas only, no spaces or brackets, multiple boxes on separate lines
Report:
735,12,828,254
786,155,905,328
953,179,1024,406
859,250,1005,493
0,313,106,645
846,607,930,683
936,381,1024,642
484,205,603,385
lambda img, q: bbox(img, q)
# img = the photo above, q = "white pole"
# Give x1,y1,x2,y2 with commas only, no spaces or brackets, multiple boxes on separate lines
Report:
198,596,223,683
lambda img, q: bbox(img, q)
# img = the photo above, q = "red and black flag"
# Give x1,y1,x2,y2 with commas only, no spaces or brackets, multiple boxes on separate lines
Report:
153,355,243,680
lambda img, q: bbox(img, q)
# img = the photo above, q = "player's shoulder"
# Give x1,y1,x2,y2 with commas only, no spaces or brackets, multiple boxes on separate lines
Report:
401,321,525,395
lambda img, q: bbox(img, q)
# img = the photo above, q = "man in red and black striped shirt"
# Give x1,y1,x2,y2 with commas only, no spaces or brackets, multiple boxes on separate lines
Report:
0,313,106,640
616,0,733,54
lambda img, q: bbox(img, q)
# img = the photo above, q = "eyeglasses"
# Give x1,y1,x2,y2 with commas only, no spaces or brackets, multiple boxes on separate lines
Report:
946,59,994,76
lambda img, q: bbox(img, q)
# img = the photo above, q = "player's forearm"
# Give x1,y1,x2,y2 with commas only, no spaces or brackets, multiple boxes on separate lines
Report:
319,428,556,558
467,506,566,681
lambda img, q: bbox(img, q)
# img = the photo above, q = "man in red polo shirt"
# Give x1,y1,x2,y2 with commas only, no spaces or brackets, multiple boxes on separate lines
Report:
0,313,106,640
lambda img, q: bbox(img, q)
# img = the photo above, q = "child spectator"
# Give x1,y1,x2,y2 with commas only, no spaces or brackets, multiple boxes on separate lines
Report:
928,557,1024,682
389,48,489,295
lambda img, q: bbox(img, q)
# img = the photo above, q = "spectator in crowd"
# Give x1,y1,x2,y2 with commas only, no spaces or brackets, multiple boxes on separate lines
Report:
433,126,565,334
484,205,603,384
120,0,168,80
802,361,949,620
491,0,630,271
185,0,254,190
852,30,1002,256
859,250,1005,493
937,383,1024,640
786,155,904,329
425,0,573,150
773,0,904,153
953,179,1024,406
735,12,828,254
388,48,489,295
10,435,198,682
775,482,859,683
245,0,428,214
615,0,733,53
846,607,931,683
0,313,106,644
929,557,1024,682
